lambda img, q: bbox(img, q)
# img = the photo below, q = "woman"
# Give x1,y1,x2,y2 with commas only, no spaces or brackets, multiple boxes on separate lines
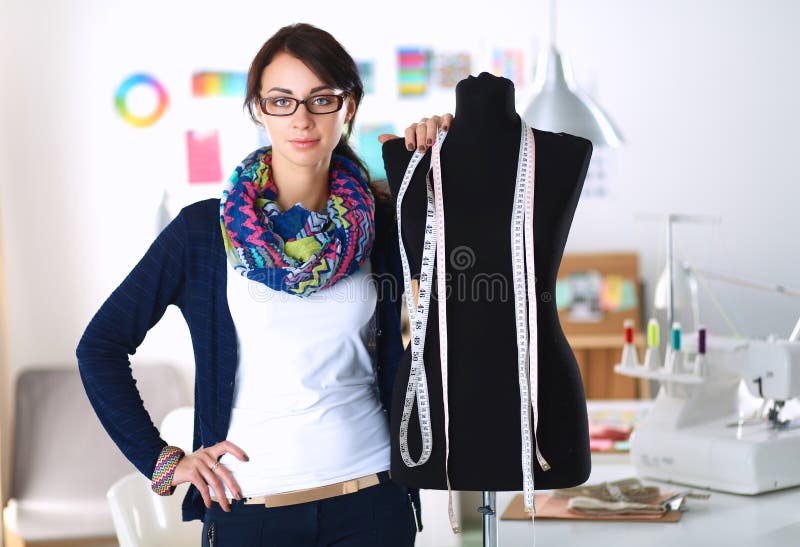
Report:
77,23,451,546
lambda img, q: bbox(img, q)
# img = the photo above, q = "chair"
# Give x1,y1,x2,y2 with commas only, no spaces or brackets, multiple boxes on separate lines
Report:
157,406,194,453
106,474,200,547
2,365,187,547
105,406,200,547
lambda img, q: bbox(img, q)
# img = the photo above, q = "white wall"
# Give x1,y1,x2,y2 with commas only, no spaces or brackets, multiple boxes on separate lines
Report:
2,0,799,543
2,0,799,399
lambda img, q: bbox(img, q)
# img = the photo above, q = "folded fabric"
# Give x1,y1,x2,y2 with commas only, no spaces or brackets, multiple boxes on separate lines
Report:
553,477,661,504
589,422,632,441
567,496,667,516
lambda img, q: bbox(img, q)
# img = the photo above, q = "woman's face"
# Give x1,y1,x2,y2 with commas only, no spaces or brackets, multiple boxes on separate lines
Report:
256,52,355,171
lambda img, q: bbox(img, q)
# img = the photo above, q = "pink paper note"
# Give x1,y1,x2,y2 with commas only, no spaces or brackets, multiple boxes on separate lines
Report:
186,129,222,184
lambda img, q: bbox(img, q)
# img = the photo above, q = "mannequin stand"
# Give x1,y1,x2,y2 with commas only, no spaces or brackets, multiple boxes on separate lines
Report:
478,491,498,547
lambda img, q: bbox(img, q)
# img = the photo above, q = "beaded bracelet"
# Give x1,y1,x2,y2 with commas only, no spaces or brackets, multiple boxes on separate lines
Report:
151,445,185,496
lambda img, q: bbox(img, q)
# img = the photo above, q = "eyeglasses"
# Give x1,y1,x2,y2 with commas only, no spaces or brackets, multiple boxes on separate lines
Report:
258,92,349,116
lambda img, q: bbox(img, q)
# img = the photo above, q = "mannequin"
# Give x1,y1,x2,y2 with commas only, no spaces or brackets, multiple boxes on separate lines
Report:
382,72,592,491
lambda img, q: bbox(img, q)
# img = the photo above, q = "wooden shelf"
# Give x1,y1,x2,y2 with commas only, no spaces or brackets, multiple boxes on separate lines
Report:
566,333,645,350
567,333,650,400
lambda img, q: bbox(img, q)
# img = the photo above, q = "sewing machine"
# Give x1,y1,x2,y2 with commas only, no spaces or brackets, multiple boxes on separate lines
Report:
614,332,800,495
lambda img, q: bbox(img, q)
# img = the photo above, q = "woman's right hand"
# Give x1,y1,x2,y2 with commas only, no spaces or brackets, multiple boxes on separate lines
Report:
172,440,249,512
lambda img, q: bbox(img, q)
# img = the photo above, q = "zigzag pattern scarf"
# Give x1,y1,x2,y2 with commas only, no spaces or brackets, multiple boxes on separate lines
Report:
220,147,374,297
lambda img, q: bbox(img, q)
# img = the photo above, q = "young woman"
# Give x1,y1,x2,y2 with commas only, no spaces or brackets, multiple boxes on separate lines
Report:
77,23,451,547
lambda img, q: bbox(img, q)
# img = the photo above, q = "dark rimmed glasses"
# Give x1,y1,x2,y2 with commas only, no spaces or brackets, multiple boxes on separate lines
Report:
258,92,349,116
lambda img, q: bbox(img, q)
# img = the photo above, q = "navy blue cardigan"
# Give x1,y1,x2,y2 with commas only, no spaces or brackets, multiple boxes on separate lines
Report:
76,197,421,526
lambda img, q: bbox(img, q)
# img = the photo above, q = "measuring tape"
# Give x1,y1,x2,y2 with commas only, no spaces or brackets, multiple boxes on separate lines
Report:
396,127,459,531
430,128,458,532
396,120,549,536
511,120,551,520
395,131,442,471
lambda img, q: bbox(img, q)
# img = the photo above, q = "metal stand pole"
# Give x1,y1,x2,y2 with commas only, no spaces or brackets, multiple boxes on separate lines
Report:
479,490,498,547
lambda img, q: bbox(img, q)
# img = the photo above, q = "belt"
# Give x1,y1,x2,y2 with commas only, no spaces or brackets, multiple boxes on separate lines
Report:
212,471,389,508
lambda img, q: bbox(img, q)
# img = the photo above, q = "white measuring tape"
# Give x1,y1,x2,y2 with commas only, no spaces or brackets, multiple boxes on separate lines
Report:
396,120,549,537
396,127,459,532
511,120,551,520
430,128,458,533
395,132,440,472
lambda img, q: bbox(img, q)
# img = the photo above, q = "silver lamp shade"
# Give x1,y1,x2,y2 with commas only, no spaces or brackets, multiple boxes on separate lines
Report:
523,46,623,147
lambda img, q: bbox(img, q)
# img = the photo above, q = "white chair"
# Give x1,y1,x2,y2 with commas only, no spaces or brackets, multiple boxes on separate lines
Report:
2,365,186,547
106,406,200,547
106,474,200,547
158,405,194,453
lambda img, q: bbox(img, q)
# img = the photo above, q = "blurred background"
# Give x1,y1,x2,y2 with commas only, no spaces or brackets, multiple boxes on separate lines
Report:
1,0,799,545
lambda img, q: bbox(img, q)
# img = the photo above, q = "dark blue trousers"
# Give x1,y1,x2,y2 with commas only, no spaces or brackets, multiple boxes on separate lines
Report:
201,471,417,546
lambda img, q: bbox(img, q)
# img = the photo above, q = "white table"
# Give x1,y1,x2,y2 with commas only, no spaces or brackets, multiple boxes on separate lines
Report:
492,460,800,547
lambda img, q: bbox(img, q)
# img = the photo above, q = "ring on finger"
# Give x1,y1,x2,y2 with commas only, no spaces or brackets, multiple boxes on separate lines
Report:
211,461,220,472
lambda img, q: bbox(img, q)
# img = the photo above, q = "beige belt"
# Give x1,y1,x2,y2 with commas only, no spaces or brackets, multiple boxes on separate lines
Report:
212,472,388,508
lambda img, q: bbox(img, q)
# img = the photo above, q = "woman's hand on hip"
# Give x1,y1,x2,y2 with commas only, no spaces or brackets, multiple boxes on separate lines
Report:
172,440,249,512
378,114,453,152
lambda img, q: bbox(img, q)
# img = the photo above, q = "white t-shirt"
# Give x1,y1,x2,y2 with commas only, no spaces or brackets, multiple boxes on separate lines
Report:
216,259,391,498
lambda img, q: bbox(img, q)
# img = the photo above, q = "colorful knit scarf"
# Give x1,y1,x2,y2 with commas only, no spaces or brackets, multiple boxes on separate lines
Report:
220,147,374,297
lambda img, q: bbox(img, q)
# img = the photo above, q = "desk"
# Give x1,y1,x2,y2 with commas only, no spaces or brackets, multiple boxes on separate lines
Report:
493,462,800,547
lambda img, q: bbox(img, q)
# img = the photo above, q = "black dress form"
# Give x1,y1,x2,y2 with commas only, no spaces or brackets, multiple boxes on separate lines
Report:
382,72,592,491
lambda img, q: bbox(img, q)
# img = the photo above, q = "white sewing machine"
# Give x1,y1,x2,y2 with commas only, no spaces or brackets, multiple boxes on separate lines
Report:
614,331,800,495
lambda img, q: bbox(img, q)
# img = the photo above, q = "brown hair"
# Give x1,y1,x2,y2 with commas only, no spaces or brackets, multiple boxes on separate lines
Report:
243,23,390,203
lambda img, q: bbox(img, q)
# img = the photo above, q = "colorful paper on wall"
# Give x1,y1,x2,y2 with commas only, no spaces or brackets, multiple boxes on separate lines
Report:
397,48,431,96
357,122,396,180
186,129,223,184
114,73,169,128
435,53,472,88
192,71,247,97
492,49,525,87
357,61,375,94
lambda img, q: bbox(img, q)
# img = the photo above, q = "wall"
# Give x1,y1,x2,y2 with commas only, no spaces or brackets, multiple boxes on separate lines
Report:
1,0,799,541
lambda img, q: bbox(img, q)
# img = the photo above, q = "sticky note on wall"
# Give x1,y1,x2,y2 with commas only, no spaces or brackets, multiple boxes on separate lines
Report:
357,61,375,94
186,129,223,184
398,48,431,96
492,50,525,87
357,122,396,180
599,275,638,311
436,53,472,88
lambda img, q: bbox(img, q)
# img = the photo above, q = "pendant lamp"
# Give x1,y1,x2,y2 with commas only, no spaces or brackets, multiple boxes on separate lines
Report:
522,0,623,147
